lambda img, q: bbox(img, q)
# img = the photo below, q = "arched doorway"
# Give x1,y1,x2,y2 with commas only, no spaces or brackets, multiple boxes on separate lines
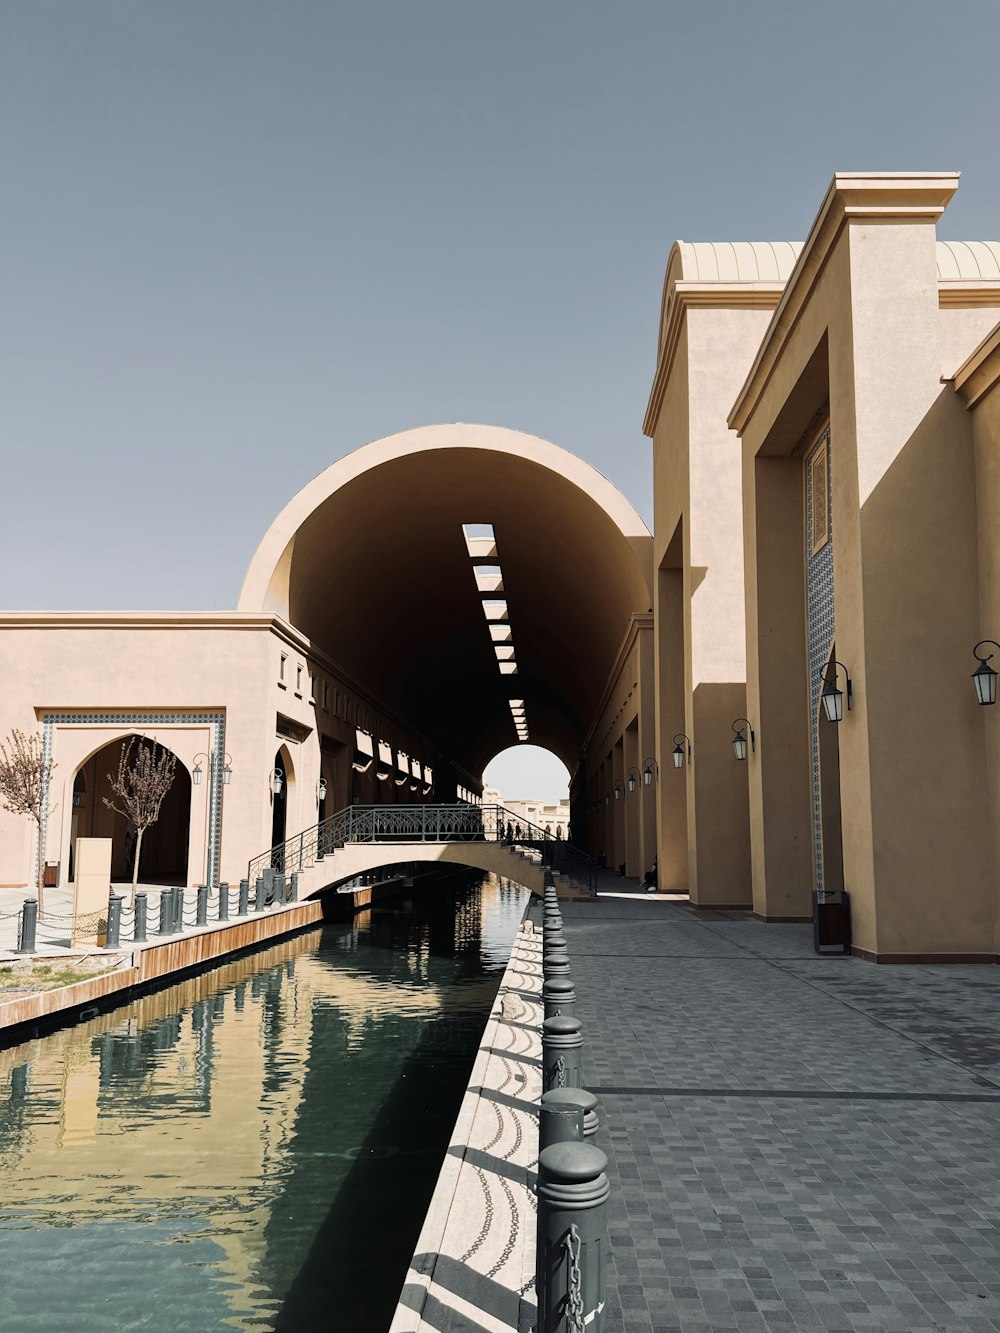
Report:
271,746,296,850
70,735,191,886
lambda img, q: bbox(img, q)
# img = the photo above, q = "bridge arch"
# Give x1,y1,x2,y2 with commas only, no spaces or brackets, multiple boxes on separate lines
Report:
239,424,652,782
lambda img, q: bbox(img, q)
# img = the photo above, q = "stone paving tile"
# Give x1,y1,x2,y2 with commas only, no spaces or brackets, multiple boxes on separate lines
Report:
557,899,1000,1333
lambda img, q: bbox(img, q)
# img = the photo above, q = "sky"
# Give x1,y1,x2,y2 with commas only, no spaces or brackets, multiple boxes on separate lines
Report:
3,1,1000,799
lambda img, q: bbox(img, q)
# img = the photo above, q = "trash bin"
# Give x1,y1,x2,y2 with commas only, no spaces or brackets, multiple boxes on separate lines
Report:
43,862,59,889
813,890,851,955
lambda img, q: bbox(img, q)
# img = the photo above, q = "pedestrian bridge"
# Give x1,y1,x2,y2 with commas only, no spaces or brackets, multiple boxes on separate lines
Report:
248,804,598,901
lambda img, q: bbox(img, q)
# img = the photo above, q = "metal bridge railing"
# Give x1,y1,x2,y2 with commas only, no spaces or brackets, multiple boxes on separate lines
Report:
247,804,598,894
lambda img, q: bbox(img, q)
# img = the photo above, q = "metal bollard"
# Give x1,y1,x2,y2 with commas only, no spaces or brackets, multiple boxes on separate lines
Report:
541,1087,600,1145
17,899,38,954
159,889,173,936
543,973,577,1022
238,878,250,915
544,929,568,953
106,895,122,949
172,886,184,933
218,882,229,922
289,871,298,902
262,867,274,905
254,877,266,912
543,946,572,982
539,1089,584,1149
536,1141,609,1333
133,891,148,943
196,884,209,926
542,1014,583,1091
274,872,286,905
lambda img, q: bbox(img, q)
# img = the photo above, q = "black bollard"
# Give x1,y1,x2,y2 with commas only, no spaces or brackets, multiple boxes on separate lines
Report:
17,899,37,954
543,946,572,982
159,889,173,936
541,1087,600,1144
105,895,122,949
196,884,209,926
536,1141,609,1333
238,878,250,916
542,1014,583,1091
543,973,577,1022
288,871,298,902
218,882,229,922
133,891,147,943
539,1089,584,1149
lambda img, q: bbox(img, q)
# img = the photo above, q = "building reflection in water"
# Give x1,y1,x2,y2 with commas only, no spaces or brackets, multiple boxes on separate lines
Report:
0,871,527,1332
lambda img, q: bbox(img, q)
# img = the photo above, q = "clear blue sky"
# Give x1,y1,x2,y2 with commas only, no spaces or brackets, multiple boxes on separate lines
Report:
4,2,999,796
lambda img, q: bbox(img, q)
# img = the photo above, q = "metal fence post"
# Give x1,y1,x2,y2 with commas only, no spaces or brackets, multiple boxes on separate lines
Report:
218,882,229,922
254,877,266,912
238,878,250,916
536,1141,609,1333
542,1015,583,1091
196,884,209,926
289,872,298,902
172,886,184,933
17,899,37,954
274,872,286,905
133,891,148,943
262,867,274,906
106,895,122,949
159,889,173,936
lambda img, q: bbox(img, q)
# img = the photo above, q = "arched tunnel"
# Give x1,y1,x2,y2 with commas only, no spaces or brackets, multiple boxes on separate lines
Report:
239,423,653,850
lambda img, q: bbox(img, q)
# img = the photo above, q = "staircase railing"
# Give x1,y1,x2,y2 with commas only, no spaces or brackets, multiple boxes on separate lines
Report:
247,803,598,894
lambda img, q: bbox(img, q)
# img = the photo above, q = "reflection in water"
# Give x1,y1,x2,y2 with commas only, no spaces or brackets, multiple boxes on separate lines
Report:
0,872,527,1332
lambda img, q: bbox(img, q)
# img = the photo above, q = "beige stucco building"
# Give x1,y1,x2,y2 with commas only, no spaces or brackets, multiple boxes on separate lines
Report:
5,171,1000,962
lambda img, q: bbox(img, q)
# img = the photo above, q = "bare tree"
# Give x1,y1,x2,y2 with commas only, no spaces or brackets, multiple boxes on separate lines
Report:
104,738,177,895
0,728,55,916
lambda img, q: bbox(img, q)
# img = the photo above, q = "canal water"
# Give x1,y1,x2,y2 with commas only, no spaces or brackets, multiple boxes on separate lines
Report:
0,871,528,1332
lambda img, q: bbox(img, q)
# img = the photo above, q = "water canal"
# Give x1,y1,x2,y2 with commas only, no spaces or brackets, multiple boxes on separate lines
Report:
0,871,528,1332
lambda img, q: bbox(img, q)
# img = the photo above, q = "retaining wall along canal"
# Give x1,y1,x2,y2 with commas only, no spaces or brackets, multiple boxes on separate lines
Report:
392,909,543,1333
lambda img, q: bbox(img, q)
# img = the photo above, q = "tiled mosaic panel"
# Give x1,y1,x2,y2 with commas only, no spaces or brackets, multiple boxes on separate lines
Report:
41,712,226,886
805,431,834,897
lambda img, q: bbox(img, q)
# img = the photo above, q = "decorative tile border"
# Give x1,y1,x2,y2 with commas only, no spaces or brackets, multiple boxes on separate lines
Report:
40,712,226,886
805,430,834,897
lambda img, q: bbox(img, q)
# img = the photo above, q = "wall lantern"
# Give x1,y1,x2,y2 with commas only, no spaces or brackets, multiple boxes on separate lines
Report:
642,758,658,786
269,768,284,795
672,733,692,770
972,641,1000,705
627,766,640,793
613,781,624,801
317,776,328,804
193,752,232,786
604,791,611,806
731,719,755,761
820,662,852,722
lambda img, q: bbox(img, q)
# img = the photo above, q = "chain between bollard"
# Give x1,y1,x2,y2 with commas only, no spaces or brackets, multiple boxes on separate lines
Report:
564,1225,585,1333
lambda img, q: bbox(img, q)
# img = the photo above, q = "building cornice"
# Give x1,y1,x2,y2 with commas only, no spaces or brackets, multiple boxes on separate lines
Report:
952,320,1000,408
938,281,1000,308
728,172,960,437
643,284,784,438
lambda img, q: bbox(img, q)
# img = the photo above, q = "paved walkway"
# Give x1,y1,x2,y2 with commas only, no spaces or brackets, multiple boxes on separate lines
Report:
558,893,1000,1333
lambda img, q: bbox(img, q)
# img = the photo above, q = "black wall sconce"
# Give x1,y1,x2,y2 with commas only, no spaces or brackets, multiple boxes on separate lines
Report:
642,757,658,786
732,719,755,761
973,641,1000,705
627,766,640,793
820,662,853,722
672,733,692,769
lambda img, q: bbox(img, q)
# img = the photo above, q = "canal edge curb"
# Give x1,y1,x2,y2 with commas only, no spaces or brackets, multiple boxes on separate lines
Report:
391,905,542,1333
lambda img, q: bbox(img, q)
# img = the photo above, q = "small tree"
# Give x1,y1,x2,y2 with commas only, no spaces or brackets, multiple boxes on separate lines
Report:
104,738,177,895
0,728,55,916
